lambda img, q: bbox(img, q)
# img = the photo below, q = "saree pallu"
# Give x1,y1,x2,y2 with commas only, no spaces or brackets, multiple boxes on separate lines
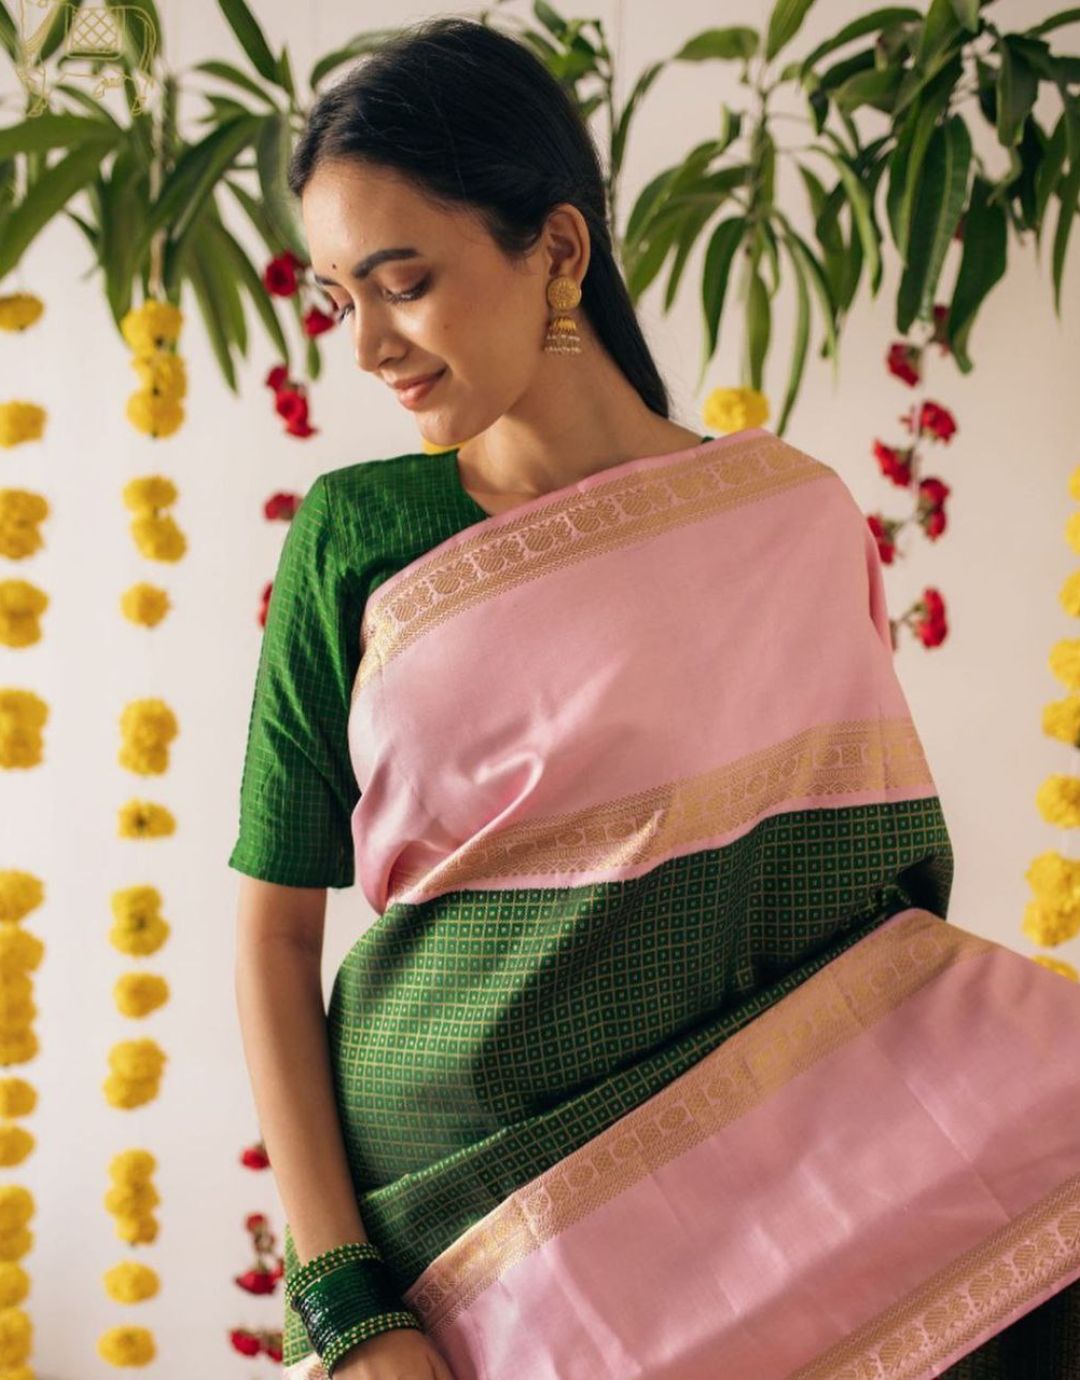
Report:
282,428,1080,1379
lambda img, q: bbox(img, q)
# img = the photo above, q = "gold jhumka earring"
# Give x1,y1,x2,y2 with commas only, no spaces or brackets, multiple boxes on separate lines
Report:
542,274,582,354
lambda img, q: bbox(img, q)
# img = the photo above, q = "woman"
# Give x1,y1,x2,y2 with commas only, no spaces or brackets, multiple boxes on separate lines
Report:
230,17,1080,1380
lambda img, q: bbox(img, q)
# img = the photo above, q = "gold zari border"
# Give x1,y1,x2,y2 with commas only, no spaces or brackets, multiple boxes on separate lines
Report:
401,908,1079,1380
391,716,934,900
354,432,828,695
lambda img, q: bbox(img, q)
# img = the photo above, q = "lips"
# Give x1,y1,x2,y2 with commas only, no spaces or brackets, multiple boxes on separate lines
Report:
393,369,446,409
391,370,443,391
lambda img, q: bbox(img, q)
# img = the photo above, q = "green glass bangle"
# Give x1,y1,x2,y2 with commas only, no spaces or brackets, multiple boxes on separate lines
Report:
288,1250,422,1376
285,1240,383,1305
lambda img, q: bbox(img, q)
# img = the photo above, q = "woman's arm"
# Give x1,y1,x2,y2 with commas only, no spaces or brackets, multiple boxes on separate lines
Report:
233,875,370,1259
234,878,458,1379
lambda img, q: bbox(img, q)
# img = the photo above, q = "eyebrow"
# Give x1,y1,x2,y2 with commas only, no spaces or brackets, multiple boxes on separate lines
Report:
312,247,421,287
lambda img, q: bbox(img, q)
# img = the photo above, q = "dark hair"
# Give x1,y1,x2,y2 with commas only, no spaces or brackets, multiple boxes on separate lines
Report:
287,15,670,418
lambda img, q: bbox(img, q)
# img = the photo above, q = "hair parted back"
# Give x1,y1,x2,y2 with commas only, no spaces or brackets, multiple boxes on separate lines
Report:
286,15,671,418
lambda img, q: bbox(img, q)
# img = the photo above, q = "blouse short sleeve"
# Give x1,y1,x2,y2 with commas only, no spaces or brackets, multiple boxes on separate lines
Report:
228,472,362,889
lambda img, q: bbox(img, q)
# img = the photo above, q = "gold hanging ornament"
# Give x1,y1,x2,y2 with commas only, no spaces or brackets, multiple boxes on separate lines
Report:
543,275,582,355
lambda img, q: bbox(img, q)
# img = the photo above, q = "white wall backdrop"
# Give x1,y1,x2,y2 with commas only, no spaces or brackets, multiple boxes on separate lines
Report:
1,1,1078,1375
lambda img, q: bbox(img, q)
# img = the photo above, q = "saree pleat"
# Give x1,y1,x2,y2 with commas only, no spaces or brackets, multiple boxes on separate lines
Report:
281,429,1080,1378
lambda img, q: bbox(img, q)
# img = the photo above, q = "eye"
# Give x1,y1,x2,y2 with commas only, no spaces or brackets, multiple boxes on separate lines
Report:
332,277,430,324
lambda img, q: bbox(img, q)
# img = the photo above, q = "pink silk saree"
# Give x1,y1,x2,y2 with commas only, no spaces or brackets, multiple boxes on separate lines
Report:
283,427,1080,1379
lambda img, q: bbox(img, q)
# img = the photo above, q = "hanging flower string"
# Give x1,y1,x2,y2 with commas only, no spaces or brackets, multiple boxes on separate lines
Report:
228,1144,284,1365
1026,467,1080,982
261,246,344,439
867,304,956,652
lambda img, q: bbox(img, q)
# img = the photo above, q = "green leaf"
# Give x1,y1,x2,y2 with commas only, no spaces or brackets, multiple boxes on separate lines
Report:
1051,106,1080,317
138,113,263,259
1026,7,1080,37
99,144,146,325
997,36,1039,148
611,60,665,179
776,227,811,435
0,141,106,278
831,64,904,113
209,217,291,362
103,0,163,69
914,0,962,71
624,167,681,248
746,262,771,389
663,198,720,313
699,216,746,372
1034,111,1068,233
192,59,279,107
0,114,119,160
0,1,16,61
948,0,980,31
197,213,248,357
799,8,921,72
277,43,296,100
816,148,882,292
897,115,971,332
887,63,957,262
218,0,279,86
774,211,840,384
674,27,758,61
255,111,307,261
947,173,1006,371
33,0,80,64
188,228,238,392
534,1,569,41
765,0,817,62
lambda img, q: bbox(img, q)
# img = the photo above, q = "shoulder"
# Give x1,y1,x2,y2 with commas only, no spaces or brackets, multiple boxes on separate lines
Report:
763,432,866,537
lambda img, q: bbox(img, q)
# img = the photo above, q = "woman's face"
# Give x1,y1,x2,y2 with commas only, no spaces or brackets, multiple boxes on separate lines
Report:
303,158,576,449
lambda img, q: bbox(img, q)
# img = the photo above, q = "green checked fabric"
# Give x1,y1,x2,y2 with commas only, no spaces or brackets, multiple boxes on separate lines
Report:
228,453,492,889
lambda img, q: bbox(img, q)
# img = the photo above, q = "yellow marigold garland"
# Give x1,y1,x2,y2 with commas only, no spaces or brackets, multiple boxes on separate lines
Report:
116,801,176,839
120,300,186,440
120,583,171,627
0,404,45,450
0,691,48,769
701,386,769,433
109,886,170,956
1027,471,1080,978
118,699,179,776
0,295,43,333
0,581,47,648
0,491,48,561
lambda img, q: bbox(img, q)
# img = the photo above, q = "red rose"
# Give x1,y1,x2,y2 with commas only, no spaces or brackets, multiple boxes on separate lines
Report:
257,580,272,630
240,1142,271,1169
303,306,337,337
264,491,301,520
285,416,318,438
918,400,957,442
867,513,897,565
263,254,300,297
923,507,947,539
873,439,913,488
234,1266,277,1296
915,612,948,647
918,476,951,508
886,341,921,387
274,386,308,424
228,1329,261,1357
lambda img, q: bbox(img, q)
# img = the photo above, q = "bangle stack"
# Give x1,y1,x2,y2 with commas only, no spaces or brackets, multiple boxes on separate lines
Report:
284,1240,423,1376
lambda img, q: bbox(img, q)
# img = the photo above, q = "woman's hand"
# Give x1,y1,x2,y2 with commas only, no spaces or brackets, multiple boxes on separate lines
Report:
331,1325,458,1380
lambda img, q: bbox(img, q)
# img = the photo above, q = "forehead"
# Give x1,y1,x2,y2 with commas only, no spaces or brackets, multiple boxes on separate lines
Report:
303,162,462,284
